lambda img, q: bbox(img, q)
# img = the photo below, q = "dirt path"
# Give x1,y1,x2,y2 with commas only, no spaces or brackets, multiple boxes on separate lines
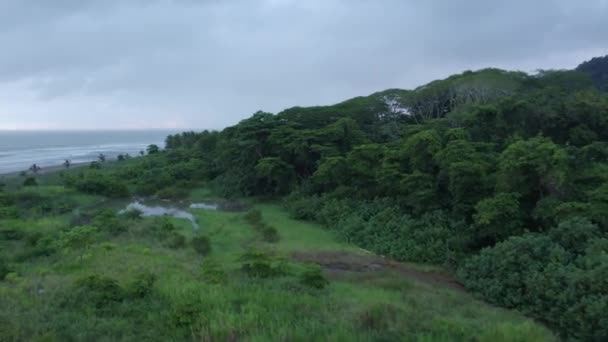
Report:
292,251,465,292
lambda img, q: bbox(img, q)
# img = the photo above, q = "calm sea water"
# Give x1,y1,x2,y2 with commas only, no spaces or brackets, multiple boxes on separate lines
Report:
0,130,178,174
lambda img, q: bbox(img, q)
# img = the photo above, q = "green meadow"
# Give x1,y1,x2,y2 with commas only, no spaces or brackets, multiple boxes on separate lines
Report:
0,176,554,341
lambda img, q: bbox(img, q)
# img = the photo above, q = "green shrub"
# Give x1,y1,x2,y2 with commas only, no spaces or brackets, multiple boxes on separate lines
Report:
70,172,129,198
458,230,608,340
200,259,227,284
126,271,156,298
0,258,9,280
23,177,37,187
92,209,127,235
548,217,601,254
283,192,323,220
122,208,143,220
239,250,285,278
0,227,25,241
0,206,19,219
299,266,329,289
143,217,177,241
70,275,125,309
261,224,280,243
171,296,203,328
56,225,98,256
191,236,211,256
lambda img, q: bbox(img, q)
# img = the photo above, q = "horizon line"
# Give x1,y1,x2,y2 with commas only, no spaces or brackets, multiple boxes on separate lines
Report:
0,128,210,132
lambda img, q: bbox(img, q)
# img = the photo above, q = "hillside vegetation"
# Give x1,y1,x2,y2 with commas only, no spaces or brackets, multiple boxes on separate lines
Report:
2,55,608,340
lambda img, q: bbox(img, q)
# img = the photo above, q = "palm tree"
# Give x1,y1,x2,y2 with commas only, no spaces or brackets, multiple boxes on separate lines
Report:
98,153,106,163
63,159,72,169
29,164,41,174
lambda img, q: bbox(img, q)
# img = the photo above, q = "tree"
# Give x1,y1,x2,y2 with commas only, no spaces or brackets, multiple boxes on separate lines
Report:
497,137,568,213
98,153,106,163
402,130,442,174
29,164,41,174
472,193,523,247
254,157,295,195
64,159,71,169
147,144,160,154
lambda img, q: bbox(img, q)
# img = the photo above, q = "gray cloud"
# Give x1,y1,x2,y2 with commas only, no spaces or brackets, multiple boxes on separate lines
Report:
0,0,607,129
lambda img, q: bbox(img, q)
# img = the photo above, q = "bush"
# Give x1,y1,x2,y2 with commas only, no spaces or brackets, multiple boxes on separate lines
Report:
458,230,608,340
458,234,567,308
143,218,177,240
92,209,127,235
200,259,227,284
299,266,329,289
239,250,285,278
261,224,280,243
71,275,125,309
548,217,601,254
122,208,143,220
56,225,98,257
126,271,156,298
191,236,211,256
70,172,129,198
23,177,37,187
0,206,19,219
0,258,9,281
283,192,323,220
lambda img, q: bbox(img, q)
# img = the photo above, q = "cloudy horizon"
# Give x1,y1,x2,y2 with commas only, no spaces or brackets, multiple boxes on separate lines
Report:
1,0,607,130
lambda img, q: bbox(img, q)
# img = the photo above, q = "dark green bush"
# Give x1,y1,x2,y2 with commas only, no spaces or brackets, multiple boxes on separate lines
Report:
283,192,323,220
0,206,19,219
299,266,329,289
261,225,280,243
200,259,227,284
191,236,211,256
239,250,285,278
122,208,143,220
548,217,601,254
0,227,25,241
69,172,129,198
0,258,9,280
126,271,156,298
23,177,37,187
92,209,128,235
458,227,608,340
70,275,125,309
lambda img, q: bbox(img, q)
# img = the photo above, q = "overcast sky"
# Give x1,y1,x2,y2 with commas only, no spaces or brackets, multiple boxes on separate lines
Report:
0,0,607,130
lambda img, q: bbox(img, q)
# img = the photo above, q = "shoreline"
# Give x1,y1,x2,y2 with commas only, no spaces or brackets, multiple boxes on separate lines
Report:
0,162,90,179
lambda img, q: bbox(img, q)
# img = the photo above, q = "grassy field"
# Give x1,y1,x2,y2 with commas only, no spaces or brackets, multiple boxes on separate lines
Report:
0,182,556,341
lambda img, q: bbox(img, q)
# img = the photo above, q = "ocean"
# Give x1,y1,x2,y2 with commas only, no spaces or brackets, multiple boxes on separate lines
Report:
0,130,179,174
